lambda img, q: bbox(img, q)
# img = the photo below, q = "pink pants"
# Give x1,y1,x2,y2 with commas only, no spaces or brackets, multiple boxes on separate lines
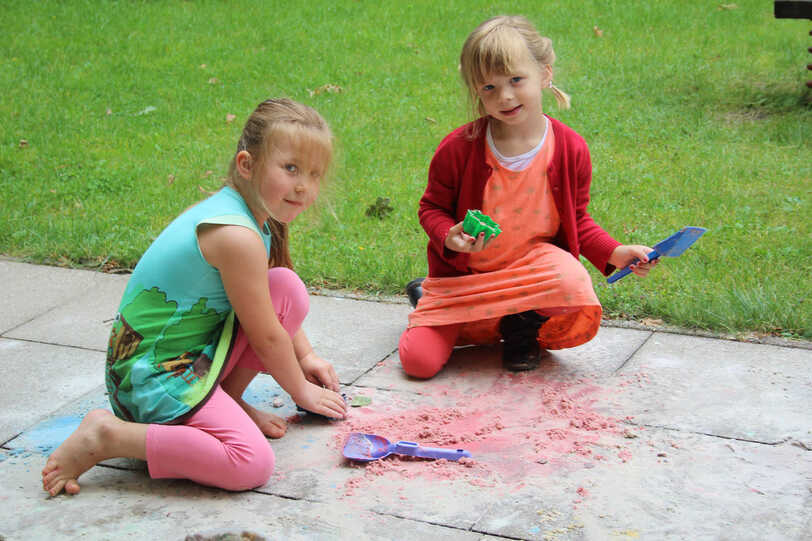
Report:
398,323,463,379
145,267,308,491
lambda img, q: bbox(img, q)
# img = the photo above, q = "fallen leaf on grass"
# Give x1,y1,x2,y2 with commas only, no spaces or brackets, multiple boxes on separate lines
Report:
425,116,437,123
106,108,112,115
135,106,156,116
593,25,604,37
208,77,219,85
641,318,664,327
226,113,236,123
167,174,175,185
307,83,342,97
198,185,216,195
19,139,28,148
718,3,737,10
365,196,394,219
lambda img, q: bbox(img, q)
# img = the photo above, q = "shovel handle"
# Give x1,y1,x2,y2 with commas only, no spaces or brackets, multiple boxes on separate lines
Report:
394,441,472,461
607,250,661,284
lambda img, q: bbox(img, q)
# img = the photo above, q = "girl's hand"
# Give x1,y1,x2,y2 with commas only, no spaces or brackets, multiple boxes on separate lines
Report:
299,351,340,392
444,221,490,253
294,381,347,419
609,245,659,278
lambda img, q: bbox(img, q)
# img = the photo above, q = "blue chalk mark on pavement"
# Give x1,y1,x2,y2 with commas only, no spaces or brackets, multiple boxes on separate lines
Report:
10,416,82,455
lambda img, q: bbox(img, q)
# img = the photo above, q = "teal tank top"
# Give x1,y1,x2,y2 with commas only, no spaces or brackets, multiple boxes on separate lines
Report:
105,186,271,424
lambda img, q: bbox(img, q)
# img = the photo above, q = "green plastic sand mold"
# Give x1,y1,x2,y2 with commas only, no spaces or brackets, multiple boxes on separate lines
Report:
463,209,502,242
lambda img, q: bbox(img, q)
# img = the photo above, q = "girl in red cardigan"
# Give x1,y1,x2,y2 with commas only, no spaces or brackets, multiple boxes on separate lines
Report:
400,15,657,378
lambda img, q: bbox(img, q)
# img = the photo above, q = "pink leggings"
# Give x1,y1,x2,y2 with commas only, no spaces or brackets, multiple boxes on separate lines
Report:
398,323,463,379
145,267,308,491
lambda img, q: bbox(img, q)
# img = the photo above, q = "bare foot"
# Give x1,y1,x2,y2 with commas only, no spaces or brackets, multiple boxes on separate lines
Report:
237,398,287,439
41,409,117,496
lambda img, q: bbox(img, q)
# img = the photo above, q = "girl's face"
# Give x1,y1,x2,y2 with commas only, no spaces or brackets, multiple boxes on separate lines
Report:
255,142,323,224
475,54,551,128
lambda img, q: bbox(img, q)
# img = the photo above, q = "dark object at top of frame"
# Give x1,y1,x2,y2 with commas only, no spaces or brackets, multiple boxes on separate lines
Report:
775,1,812,19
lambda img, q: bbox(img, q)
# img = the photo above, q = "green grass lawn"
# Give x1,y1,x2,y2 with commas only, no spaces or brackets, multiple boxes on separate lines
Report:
1,1,810,339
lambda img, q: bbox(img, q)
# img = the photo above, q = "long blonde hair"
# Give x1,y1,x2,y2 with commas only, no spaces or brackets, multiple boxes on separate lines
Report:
460,15,570,125
225,98,333,269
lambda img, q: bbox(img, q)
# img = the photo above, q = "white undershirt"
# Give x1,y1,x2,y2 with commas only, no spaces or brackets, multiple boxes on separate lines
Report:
486,116,549,172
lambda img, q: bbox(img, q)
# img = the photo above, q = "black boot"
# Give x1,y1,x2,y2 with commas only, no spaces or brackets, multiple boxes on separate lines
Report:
499,311,549,371
406,277,425,308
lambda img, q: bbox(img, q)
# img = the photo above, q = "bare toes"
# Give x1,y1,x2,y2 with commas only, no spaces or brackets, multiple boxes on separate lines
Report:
266,423,286,439
41,459,58,476
42,468,62,487
47,480,66,497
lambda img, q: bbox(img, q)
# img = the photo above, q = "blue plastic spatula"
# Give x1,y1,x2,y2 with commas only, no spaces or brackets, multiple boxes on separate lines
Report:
342,432,472,462
607,226,707,284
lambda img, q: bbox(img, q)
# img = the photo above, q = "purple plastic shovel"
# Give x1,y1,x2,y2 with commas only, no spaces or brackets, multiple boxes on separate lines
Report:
342,432,472,462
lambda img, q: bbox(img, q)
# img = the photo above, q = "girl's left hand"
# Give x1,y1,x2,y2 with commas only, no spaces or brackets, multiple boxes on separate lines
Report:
609,245,659,278
299,351,340,392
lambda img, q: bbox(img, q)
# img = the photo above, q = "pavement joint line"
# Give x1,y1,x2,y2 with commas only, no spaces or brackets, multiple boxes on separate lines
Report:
96,463,137,472
613,330,654,375
368,510,514,540
470,526,525,541
0,335,105,353
251,490,310,503
635,422,791,446
346,347,399,385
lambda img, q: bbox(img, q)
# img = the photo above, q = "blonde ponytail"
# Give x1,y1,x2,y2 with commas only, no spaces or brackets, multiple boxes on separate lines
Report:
549,82,571,110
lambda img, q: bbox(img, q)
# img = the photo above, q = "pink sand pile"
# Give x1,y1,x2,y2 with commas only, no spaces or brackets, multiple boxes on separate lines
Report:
337,372,639,495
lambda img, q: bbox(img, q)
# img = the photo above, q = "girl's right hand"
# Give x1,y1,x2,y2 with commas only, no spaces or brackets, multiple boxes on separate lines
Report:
294,381,347,419
444,221,490,253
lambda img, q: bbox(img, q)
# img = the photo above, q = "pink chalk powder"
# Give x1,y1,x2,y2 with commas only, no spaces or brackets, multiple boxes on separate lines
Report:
336,372,639,495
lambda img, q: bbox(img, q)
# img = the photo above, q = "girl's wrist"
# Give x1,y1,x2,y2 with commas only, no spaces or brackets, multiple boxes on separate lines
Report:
607,245,625,267
299,350,318,365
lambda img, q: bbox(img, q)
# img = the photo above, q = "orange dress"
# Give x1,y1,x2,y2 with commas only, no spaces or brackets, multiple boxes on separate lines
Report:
408,128,602,350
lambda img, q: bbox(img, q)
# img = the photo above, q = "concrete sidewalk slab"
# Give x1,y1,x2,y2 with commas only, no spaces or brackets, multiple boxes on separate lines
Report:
0,260,119,337
5,272,128,351
0,451,503,540
615,333,811,446
0,340,104,444
303,295,410,383
1,261,810,540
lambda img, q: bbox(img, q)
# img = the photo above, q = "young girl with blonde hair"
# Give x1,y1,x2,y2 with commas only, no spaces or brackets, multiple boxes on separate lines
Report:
401,16,657,378
42,98,347,496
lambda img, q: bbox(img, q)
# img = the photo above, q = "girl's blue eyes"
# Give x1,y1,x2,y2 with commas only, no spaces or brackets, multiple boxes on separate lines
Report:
285,164,298,173
481,77,523,91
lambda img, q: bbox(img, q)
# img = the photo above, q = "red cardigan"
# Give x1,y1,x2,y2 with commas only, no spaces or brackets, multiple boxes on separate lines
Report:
418,116,621,277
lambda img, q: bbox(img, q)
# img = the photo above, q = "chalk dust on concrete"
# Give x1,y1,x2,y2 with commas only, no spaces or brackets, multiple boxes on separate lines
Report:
335,371,643,496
